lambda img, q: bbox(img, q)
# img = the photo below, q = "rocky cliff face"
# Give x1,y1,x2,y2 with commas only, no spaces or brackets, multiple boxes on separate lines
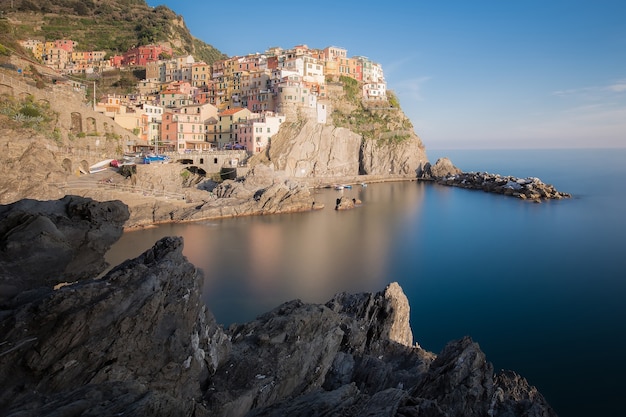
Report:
251,119,363,177
360,134,428,176
0,197,557,417
250,81,429,180
251,118,428,179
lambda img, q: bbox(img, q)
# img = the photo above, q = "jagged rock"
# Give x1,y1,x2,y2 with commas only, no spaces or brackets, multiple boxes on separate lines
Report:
0,236,230,416
325,282,413,348
0,195,129,303
416,158,570,200
335,196,358,210
418,157,462,179
399,336,556,417
211,169,318,215
204,284,434,417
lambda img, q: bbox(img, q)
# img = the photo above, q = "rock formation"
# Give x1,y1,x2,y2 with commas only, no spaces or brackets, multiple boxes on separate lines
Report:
251,119,363,178
0,197,558,417
419,158,571,200
249,118,428,179
435,172,571,200
418,157,462,179
0,195,129,303
335,196,362,210
360,134,428,176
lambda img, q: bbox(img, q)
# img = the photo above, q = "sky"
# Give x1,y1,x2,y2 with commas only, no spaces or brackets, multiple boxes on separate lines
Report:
146,0,626,150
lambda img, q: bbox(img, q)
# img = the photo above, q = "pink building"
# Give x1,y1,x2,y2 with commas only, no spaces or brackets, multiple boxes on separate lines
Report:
54,40,76,53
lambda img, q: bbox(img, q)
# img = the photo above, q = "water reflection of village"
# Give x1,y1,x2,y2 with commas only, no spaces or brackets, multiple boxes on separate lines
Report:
105,182,427,325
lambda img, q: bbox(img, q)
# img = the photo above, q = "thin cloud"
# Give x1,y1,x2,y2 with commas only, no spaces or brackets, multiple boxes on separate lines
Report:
552,79,626,98
607,80,626,92
392,76,432,101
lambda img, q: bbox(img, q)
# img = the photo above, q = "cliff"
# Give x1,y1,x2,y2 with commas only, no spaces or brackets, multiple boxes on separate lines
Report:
249,81,429,180
0,197,558,417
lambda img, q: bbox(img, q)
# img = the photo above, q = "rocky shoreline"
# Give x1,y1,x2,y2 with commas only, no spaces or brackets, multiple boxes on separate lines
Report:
432,171,571,200
417,157,571,201
0,196,558,416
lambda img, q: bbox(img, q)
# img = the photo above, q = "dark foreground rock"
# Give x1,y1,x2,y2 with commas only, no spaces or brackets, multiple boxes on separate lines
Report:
0,197,558,417
419,157,571,200
0,196,129,304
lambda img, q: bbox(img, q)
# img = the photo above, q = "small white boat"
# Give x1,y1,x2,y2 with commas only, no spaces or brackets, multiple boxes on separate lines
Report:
334,184,344,190
89,159,114,174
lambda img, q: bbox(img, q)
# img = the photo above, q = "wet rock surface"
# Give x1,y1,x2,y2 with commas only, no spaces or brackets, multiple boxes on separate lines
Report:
0,198,558,417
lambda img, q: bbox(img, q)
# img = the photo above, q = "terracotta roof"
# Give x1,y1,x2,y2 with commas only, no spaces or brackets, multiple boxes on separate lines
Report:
219,108,246,116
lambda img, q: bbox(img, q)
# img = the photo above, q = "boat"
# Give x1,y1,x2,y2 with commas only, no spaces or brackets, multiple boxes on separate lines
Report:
343,184,352,189
361,183,368,188
334,185,344,190
88,159,114,174
142,154,171,164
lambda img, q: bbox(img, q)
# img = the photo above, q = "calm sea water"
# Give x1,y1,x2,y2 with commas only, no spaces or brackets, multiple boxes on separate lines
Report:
106,148,626,417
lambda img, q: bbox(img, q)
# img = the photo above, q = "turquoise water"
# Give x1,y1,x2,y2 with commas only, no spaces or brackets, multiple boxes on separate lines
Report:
106,148,626,416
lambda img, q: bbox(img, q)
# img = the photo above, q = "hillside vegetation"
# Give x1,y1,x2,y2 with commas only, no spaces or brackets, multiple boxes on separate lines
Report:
0,0,226,64
331,76,415,144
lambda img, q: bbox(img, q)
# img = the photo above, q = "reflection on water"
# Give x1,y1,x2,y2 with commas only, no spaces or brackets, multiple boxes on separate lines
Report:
105,149,626,417
106,181,426,325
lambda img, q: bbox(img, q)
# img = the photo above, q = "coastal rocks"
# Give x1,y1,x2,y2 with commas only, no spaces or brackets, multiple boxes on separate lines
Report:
210,164,318,215
335,196,362,210
418,157,571,200
206,284,557,417
418,157,462,179
436,172,571,200
0,195,129,303
203,283,432,417
0,236,230,416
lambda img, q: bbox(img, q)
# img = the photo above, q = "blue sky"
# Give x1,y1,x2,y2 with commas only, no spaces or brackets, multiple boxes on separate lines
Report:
146,1,625,149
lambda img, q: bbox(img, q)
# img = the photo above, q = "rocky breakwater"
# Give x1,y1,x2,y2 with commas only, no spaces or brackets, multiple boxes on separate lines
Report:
419,157,571,201
0,197,557,416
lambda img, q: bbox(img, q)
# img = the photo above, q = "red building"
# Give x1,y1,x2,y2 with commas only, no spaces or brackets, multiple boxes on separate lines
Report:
122,44,173,67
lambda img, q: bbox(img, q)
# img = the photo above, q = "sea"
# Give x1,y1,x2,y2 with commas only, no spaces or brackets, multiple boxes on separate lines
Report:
105,148,626,417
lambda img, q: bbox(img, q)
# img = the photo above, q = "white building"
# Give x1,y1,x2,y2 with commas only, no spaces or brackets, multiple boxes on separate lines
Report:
238,112,285,154
363,82,387,101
